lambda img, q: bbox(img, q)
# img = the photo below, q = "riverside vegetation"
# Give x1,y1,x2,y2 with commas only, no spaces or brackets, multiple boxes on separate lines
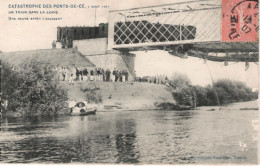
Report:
167,72,258,108
1,60,68,117
1,60,258,117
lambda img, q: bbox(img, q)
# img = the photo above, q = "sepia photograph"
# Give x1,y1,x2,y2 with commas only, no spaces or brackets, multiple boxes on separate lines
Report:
0,0,259,164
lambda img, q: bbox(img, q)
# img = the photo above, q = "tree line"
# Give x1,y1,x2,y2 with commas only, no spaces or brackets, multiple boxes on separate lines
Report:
1,60,68,117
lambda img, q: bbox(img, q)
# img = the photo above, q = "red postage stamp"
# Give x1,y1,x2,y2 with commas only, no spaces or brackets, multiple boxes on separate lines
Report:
222,0,258,42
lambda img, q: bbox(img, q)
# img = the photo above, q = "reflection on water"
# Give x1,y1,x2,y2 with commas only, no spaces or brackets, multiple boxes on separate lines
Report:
0,104,258,164
115,119,139,163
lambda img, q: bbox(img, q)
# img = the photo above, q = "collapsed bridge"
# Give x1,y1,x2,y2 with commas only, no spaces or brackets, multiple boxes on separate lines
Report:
107,0,258,62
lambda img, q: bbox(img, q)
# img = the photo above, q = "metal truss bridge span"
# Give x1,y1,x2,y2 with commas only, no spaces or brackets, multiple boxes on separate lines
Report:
107,0,258,54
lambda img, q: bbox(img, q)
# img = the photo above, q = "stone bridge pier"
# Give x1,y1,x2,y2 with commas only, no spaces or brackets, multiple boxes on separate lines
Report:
73,38,136,81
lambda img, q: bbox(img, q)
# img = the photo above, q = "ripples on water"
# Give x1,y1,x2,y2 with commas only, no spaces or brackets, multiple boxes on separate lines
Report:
0,102,258,164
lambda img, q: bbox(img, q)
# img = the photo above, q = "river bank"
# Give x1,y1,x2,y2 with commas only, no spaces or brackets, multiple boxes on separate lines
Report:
2,80,258,118
62,81,176,111
1,80,176,118
1,49,258,118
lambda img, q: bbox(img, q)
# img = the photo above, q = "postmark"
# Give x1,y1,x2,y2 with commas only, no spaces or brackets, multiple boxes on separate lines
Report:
222,0,258,42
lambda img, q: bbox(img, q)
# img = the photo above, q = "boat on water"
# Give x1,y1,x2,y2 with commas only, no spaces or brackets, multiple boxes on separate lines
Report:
70,101,97,116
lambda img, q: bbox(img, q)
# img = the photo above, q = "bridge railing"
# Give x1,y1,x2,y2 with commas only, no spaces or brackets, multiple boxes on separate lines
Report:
108,0,222,50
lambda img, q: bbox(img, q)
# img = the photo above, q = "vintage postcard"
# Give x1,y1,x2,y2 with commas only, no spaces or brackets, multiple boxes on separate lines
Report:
0,0,259,165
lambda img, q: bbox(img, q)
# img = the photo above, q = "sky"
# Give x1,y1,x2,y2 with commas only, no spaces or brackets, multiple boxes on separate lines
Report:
134,50,258,89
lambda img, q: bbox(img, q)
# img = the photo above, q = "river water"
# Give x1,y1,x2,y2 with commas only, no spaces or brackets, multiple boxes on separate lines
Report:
0,101,259,164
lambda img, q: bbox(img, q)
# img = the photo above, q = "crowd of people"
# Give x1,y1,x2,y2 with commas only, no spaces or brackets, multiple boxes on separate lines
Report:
53,66,130,83
53,66,171,86
135,75,169,85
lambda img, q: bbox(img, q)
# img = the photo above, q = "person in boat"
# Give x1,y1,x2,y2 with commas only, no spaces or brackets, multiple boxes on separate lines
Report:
75,102,85,108
70,100,97,116
70,102,85,114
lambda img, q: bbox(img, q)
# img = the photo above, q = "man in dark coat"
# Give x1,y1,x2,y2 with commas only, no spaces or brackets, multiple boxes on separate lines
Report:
119,70,122,82
90,69,94,81
83,68,88,81
101,68,105,81
112,69,116,82
97,68,100,81
115,70,119,82
106,69,111,82
78,69,83,81
125,70,129,82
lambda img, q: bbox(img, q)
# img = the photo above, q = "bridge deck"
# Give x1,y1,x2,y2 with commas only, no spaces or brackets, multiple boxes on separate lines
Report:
108,0,258,53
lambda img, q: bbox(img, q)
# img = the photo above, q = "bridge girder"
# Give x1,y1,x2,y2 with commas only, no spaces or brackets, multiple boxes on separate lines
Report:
108,0,258,58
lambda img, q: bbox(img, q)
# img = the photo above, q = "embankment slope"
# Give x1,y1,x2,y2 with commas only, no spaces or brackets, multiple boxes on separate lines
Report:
1,49,94,67
62,82,176,110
